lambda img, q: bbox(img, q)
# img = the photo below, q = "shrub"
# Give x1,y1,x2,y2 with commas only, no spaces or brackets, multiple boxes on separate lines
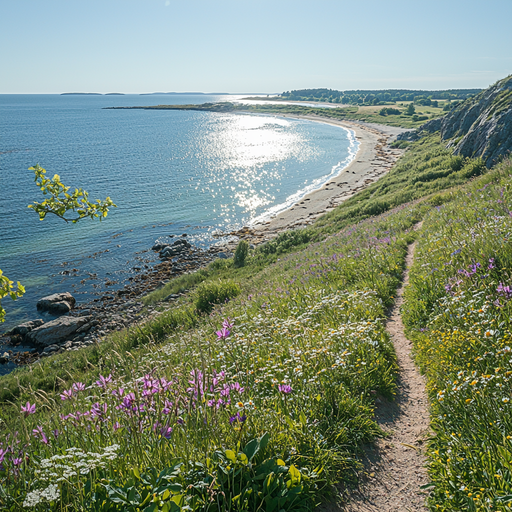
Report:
195,280,241,313
233,240,249,267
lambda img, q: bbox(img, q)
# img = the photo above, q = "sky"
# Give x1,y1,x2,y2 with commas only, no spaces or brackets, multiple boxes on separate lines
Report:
1,0,512,94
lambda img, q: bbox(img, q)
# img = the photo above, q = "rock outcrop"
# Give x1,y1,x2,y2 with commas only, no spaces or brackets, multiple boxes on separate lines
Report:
26,315,91,346
37,292,76,314
401,74,512,168
9,319,45,336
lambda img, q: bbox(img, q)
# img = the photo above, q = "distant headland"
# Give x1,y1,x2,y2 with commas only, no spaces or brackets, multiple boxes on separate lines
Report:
60,92,125,96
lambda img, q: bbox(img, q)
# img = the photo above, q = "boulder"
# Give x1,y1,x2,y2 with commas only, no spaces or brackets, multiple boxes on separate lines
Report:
26,315,91,347
9,319,45,336
160,239,192,259
0,352,9,364
37,292,76,314
152,242,170,252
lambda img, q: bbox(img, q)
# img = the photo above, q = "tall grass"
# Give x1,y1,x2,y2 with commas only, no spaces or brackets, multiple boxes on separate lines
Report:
0,206,422,511
402,159,512,510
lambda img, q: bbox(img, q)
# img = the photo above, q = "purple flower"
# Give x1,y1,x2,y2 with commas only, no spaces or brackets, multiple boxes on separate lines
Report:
222,318,234,330
216,327,230,340
160,425,173,439
60,389,74,401
91,402,108,420
229,412,247,424
488,258,496,269
230,382,245,394
497,283,512,301
96,374,113,388
0,448,8,471
21,402,36,417
72,382,86,393
32,426,49,445
278,384,293,395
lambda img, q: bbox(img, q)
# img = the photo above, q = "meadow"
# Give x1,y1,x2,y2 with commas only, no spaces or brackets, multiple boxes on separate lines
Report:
1,126,512,510
402,162,512,511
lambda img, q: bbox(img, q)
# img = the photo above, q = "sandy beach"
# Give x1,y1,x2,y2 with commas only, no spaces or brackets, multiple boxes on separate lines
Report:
231,114,411,243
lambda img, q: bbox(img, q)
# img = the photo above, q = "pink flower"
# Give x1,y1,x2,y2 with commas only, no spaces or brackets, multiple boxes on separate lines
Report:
222,318,234,329
96,374,113,388
32,426,49,445
72,382,86,392
21,402,36,417
216,327,230,340
278,384,293,394
60,389,74,401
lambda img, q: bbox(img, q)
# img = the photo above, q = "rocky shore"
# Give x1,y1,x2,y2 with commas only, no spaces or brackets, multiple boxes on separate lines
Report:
0,117,408,372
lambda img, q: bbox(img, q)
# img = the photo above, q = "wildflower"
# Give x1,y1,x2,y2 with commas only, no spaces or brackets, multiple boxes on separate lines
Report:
32,426,49,445
497,283,512,301
216,327,230,340
222,318,234,329
23,484,60,507
0,448,8,471
278,384,293,394
95,374,113,388
160,425,173,439
60,389,74,401
72,382,86,393
229,412,247,424
21,402,36,417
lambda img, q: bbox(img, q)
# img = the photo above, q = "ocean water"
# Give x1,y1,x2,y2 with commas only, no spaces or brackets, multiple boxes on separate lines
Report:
0,94,357,337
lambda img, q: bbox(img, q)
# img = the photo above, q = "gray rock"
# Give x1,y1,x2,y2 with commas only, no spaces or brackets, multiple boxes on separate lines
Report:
152,242,170,252
405,74,512,168
43,345,59,353
0,352,10,364
9,319,45,336
216,252,231,259
37,292,76,314
26,315,91,347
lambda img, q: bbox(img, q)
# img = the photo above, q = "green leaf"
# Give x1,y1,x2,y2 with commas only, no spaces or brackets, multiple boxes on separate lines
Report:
288,464,301,485
225,449,237,463
243,438,259,461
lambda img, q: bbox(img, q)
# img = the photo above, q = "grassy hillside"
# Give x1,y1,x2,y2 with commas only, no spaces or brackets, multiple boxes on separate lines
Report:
1,128,512,510
402,162,512,510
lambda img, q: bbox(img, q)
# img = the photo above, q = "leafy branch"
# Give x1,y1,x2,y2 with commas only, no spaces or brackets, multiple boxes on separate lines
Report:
0,270,25,324
27,164,117,223
0,165,117,323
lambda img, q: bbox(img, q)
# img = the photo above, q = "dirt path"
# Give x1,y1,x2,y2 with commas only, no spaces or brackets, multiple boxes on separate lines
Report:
340,236,431,511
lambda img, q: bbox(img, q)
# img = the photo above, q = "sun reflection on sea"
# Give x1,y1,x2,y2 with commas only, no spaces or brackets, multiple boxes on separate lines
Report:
196,113,320,221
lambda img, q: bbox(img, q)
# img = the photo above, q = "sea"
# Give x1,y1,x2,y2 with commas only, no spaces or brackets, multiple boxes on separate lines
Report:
0,93,357,370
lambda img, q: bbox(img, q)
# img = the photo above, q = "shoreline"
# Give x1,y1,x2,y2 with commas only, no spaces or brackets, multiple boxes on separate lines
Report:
228,114,411,243
0,115,411,373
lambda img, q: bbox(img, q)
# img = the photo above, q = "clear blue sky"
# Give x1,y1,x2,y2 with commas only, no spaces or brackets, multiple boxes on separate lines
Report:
2,0,511,94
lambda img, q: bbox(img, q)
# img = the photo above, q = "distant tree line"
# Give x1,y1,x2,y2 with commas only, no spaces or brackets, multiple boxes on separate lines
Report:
280,88,481,106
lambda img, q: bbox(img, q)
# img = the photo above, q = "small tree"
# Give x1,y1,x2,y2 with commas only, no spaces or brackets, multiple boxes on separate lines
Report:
405,103,416,116
0,165,116,322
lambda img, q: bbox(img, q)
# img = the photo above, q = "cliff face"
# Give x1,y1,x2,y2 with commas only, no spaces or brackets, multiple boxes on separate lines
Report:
415,75,512,167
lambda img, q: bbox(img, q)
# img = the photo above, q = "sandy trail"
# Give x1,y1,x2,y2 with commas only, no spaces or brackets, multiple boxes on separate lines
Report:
338,230,430,511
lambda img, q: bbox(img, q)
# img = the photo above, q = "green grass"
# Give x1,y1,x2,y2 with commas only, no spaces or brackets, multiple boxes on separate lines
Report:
401,159,512,510
0,131,506,511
